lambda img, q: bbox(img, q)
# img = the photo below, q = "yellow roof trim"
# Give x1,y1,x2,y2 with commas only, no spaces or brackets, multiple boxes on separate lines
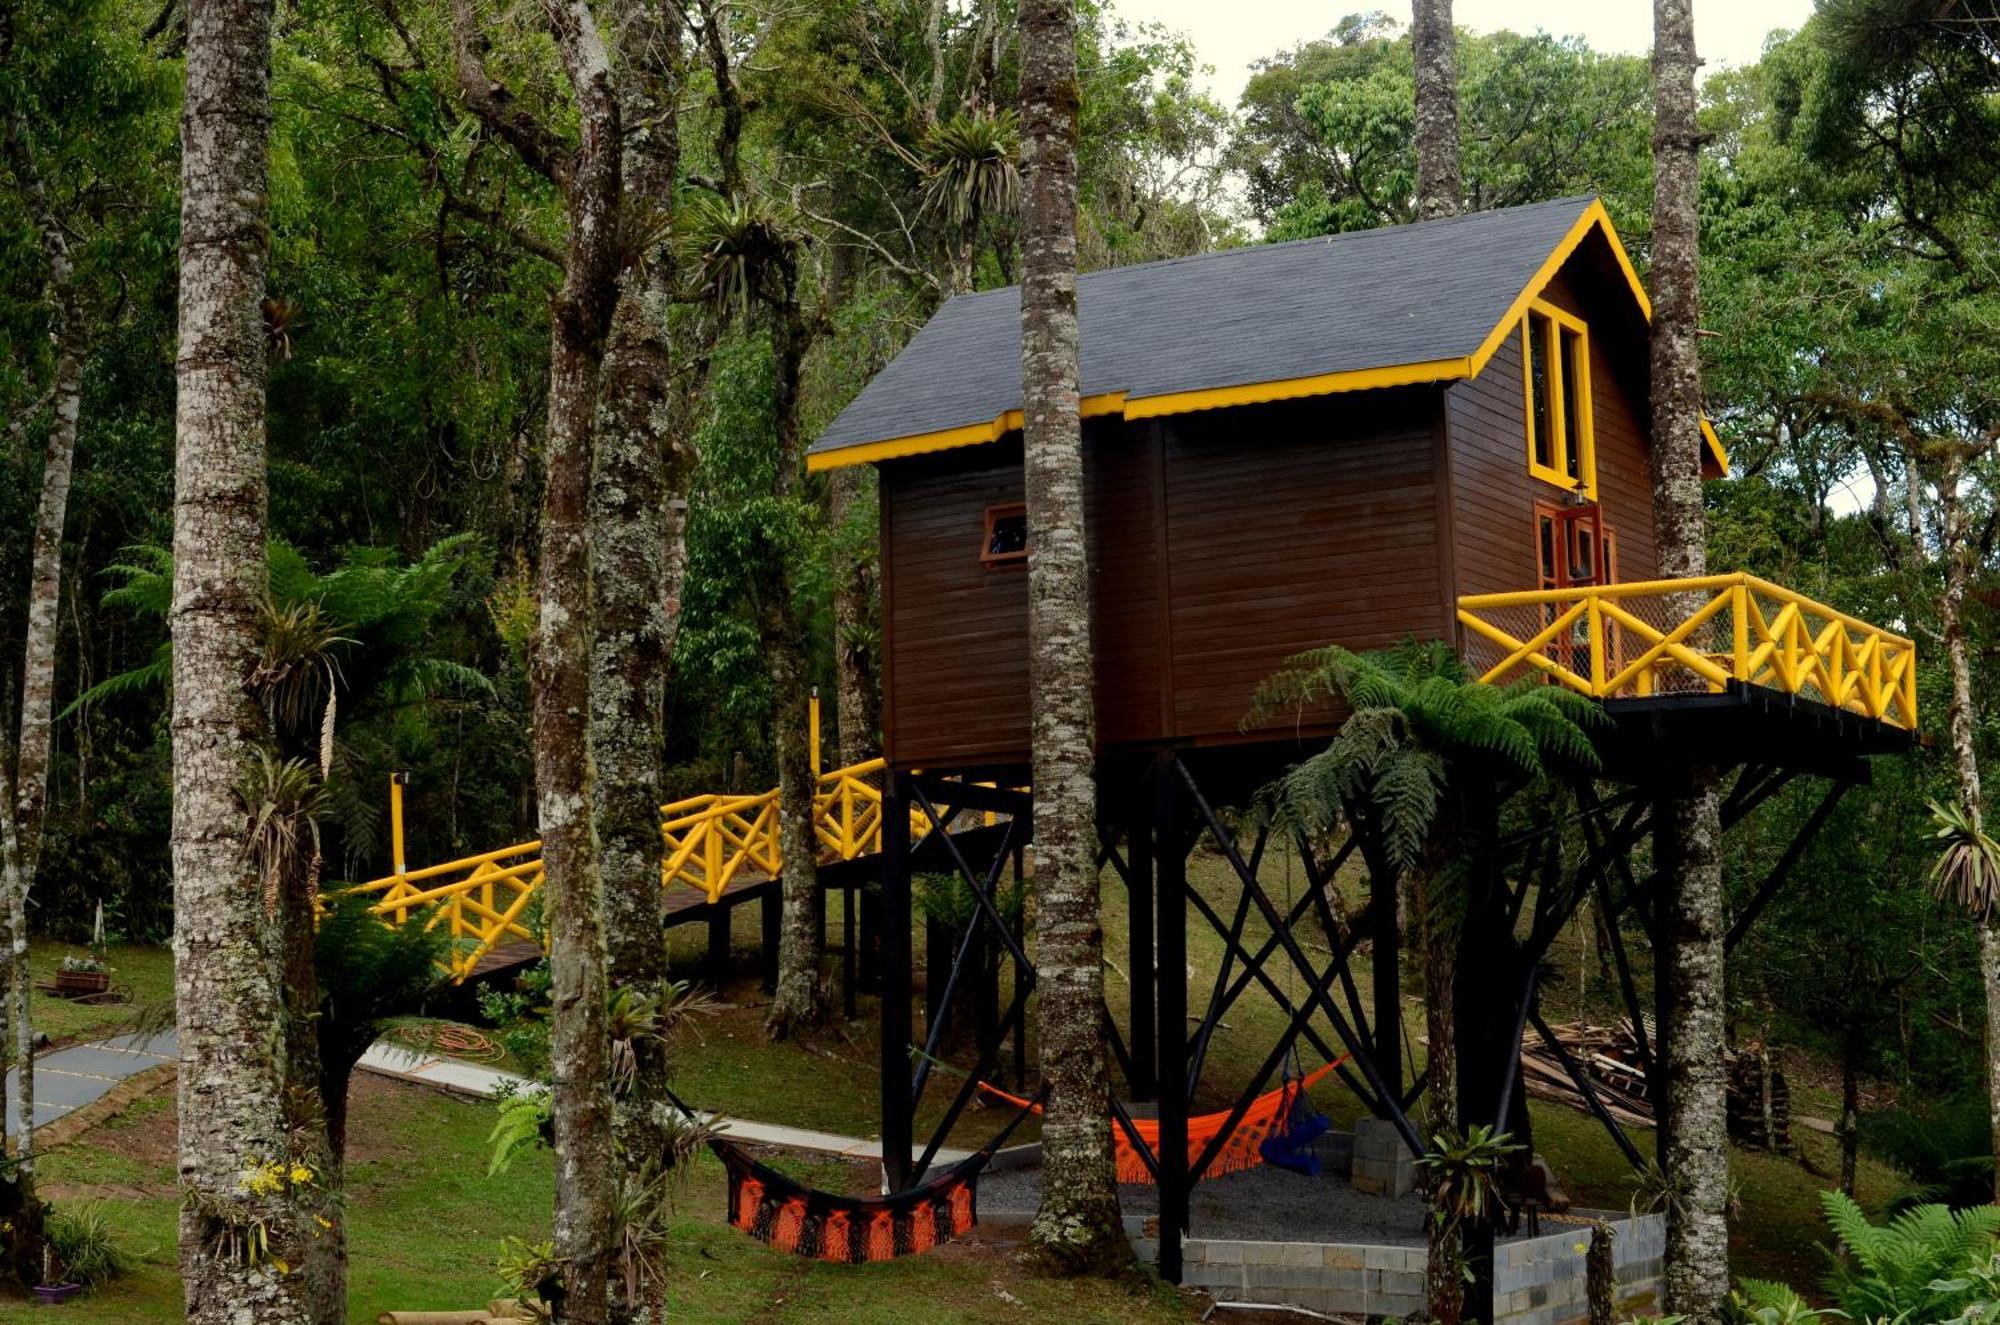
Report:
1467,199,1649,379
1701,416,1729,474
806,393,1129,471
1122,357,1470,421
807,361,1472,471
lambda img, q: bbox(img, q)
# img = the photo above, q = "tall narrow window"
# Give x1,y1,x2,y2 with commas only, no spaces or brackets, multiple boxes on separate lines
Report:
1521,301,1596,498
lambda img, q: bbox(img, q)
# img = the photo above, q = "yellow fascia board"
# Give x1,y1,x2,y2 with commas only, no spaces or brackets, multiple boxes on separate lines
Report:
1701,416,1729,473
1468,199,1647,379
805,392,1129,471
1122,356,1470,420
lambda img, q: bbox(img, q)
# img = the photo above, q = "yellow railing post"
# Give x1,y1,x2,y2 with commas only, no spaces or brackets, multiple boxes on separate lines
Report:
809,689,821,779
390,772,409,877
1731,581,1750,681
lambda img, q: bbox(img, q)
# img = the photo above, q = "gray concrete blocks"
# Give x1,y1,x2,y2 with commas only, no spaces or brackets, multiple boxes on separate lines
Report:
1350,1117,1416,1198
1169,1211,1666,1324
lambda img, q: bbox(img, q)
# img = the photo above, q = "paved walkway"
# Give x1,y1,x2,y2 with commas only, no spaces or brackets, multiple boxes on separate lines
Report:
5,1028,177,1135
0,1026,949,1167
356,1041,968,1163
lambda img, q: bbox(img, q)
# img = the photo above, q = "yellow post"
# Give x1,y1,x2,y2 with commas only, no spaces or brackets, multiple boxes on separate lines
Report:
390,772,409,876
809,688,822,778
1731,583,1750,681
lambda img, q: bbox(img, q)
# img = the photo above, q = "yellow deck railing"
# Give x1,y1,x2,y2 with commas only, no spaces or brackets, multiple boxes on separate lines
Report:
1456,572,1917,730
340,755,922,982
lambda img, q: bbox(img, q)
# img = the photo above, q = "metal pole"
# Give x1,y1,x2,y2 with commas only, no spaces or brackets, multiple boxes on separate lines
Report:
880,768,914,1192
1128,769,1157,1101
1154,752,1189,1284
390,771,409,876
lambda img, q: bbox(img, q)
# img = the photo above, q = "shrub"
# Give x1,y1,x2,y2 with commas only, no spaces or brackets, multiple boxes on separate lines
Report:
1821,1190,2000,1322
45,1202,131,1287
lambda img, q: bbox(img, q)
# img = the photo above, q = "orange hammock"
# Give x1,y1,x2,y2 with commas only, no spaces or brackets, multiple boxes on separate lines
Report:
980,1056,1347,1184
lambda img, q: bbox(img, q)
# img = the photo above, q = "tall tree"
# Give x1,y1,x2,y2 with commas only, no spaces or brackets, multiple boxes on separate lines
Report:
1017,0,1123,1276
1650,2,1729,1322
1411,0,1459,221
590,2,685,1280
520,3,622,1317
170,0,309,1319
1407,6,1461,1280
0,40,88,1275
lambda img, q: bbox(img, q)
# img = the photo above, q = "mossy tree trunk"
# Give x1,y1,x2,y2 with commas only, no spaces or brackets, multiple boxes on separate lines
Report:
0,78,87,1285
1412,0,1460,221
591,20,686,1318
1019,0,1125,1276
1649,4,1729,1318
170,1,309,1318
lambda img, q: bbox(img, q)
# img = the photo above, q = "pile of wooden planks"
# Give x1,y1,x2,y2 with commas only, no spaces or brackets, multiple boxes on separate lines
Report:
1518,1020,1654,1129
1518,1021,1794,1153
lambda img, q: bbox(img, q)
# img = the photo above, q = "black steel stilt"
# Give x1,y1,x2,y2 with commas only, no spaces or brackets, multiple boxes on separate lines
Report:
1128,772,1158,1101
880,770,914,1192
1154,752,1189,1284
760,888,781,991
705,901,730,991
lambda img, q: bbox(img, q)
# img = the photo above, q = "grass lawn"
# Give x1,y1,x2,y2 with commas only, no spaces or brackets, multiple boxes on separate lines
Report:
27,943,173,1047
12,1071,1206,1324
23,846,1916,1319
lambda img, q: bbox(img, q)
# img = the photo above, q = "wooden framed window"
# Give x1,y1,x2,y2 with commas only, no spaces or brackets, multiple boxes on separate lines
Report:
1534,500,1617,677
980,502,1028,566
1521,300,1596,499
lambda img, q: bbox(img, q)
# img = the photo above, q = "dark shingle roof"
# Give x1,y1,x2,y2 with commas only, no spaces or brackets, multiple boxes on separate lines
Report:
812,196,1604,459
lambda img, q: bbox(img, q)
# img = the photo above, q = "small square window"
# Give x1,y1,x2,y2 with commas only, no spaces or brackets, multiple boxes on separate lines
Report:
981,503,1028,566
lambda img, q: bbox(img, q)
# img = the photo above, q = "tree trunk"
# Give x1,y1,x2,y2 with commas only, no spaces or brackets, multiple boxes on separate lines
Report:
1414,862,1459,1325
280,852,338,1325
1839,1018,1861,1197
829,464,881,765
0,98,88,1282
1937,453,1998,1202
1019,0,1124,1276
1650,4,1728,1321
538,6,622,1322
592,9,684,1320
1411,0,1460,221
171,2,308,1319
763,301,827,1040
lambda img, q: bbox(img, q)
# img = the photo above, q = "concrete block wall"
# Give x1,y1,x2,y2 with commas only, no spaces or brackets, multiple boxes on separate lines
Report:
1351,1118,1416,1198
1152,1212,1665,1324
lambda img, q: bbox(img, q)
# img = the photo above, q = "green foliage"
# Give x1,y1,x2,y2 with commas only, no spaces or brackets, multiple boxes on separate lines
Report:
921,110,1020,228
1727,1279,1829,1325
1255,641,1603,873
914,871,1026,934
1819,1190,2000,1322
1416,1124,1523,1239
476,962,554,1078
1863,1093,1997,1212
43,1202,135,1289
1237,25,1650,240
311,893,446,1082
488,1091,555,1177
1931,801,2000,920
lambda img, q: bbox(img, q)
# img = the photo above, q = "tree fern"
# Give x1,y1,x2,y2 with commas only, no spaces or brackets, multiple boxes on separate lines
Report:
1819,1188,2000,1322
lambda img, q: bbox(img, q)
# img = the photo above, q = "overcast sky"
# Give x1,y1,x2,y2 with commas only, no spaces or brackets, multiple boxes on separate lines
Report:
1115,0,1818,106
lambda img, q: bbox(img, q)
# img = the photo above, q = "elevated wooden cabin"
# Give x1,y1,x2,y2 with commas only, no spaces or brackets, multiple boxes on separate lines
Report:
809,198,1733,770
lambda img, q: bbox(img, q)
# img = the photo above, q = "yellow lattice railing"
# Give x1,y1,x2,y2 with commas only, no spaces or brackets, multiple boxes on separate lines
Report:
340,738,934,981
1456,573,1917,730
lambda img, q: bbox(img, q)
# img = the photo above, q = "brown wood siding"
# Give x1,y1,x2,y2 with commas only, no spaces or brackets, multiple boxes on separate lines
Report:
1445,262,1658,603
1162,392,1446,741
878,420,1163,766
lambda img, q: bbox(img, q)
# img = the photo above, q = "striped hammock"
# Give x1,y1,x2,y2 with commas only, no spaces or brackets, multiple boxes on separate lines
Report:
980,1056,1345,1184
